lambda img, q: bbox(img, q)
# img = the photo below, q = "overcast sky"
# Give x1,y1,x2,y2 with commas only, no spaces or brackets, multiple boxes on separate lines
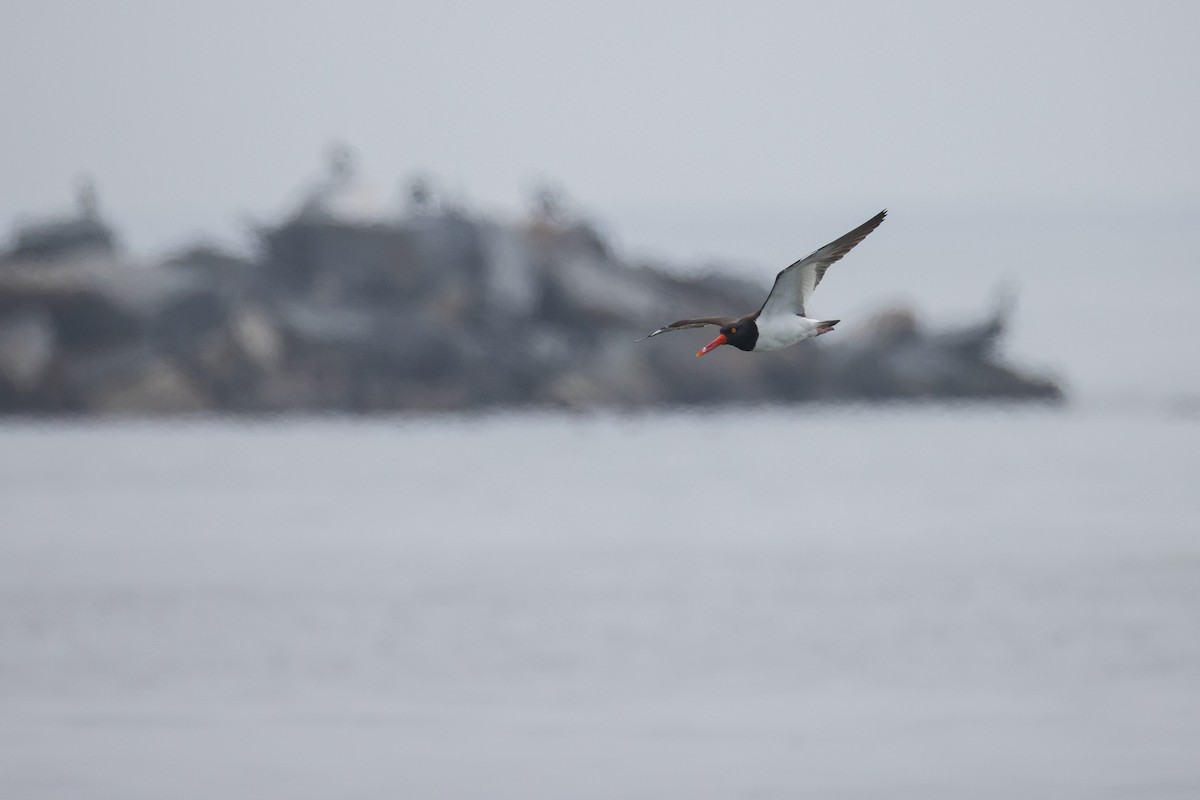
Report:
3,1,1195,248
3,0,1198,399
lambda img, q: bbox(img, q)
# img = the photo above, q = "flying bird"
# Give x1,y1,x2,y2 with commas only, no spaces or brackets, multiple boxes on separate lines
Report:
638,209,887,357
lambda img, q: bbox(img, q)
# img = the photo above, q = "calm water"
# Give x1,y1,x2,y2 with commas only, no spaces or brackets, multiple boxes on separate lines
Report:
2,406,1198,799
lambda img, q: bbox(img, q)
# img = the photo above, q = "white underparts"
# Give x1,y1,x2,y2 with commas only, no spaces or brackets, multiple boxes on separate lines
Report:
753,315,823,351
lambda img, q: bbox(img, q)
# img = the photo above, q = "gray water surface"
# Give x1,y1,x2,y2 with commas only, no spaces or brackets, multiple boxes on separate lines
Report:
2,407,1198,799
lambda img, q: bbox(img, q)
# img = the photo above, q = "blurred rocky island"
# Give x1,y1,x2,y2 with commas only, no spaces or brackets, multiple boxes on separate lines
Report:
0,153,1062,415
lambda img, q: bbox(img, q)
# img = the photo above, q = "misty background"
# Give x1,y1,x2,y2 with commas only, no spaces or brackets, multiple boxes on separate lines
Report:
3,2,1199,799
3,0,1198,403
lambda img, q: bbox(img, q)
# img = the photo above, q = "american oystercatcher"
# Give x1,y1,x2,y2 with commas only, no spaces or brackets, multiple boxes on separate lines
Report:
639,209,887,357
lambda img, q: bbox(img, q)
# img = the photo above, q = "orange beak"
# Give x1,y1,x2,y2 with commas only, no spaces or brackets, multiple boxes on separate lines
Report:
696,333,728,357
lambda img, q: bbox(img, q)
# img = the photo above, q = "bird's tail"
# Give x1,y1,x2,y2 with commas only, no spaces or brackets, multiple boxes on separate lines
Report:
816,319,840,335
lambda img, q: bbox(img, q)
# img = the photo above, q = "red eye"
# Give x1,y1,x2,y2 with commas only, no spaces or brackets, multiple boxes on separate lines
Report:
730,327,737,333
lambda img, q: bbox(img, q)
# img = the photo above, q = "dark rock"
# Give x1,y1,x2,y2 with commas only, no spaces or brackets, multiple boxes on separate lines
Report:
0,172,1065,415
3,180,117,263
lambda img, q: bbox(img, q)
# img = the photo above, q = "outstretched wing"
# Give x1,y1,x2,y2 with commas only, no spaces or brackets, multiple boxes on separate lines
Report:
758,209,887,320
636,316,738,342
